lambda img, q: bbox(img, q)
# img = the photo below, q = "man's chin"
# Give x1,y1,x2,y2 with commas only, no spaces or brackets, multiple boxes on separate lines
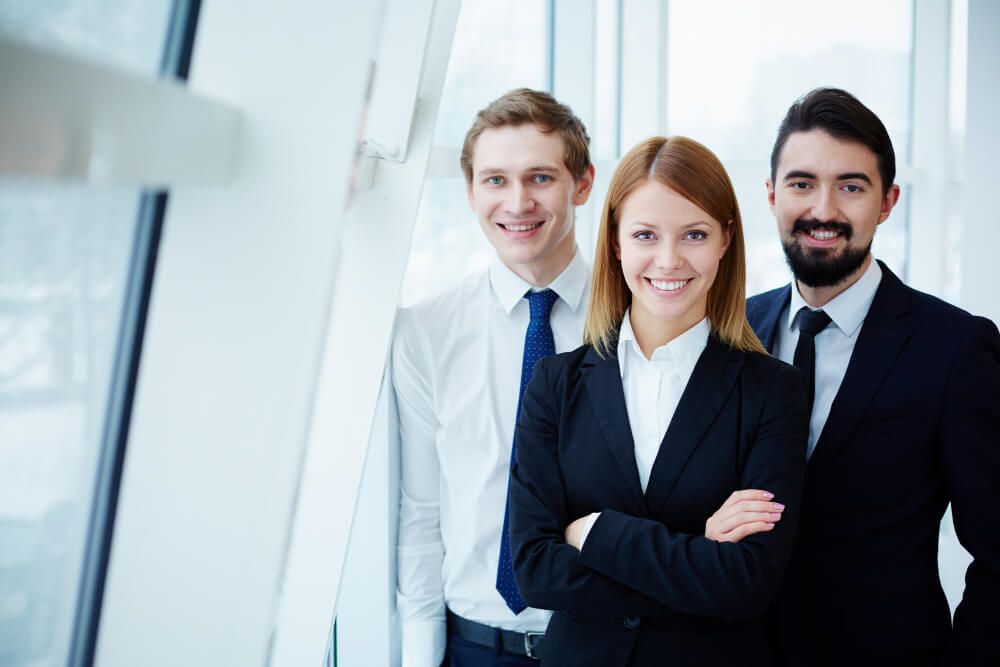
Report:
781,240,871,288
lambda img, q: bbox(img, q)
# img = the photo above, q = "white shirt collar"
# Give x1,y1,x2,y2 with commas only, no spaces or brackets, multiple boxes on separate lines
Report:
617,308,710,380
489,248,589,315
787,256,883,338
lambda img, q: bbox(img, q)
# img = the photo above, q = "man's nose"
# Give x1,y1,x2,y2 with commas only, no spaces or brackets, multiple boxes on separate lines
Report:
811,187,838,222
506,182,535,214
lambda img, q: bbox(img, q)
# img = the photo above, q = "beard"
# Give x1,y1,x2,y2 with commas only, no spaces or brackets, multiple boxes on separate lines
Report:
781,218,871,288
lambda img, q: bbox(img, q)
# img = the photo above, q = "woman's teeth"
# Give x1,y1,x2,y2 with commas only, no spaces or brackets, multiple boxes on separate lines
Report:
649,278,689,291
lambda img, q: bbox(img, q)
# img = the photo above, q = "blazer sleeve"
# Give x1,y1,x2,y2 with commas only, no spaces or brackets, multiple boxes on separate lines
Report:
942,317,1000,664
579,361,807,622
509,357,675,617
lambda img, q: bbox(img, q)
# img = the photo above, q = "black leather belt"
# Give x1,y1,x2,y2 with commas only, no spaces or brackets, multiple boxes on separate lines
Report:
446,610,545,660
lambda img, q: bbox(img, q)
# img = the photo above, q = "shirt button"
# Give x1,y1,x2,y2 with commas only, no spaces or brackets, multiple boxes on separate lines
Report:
623,616,640,629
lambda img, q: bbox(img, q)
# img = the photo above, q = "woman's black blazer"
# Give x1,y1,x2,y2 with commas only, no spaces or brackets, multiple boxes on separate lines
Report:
509,334,809,667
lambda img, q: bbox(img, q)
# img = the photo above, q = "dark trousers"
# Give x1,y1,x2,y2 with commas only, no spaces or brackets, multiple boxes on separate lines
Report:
442,633,540,667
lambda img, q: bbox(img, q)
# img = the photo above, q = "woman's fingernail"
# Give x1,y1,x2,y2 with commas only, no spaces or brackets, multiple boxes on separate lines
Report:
762,491,775,499
774,503,785,511
771,513,782,519
765,522,775,527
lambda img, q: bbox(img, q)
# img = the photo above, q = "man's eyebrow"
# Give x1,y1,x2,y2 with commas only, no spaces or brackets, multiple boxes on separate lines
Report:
474,165,559,176
837,172,873,185
782,170,816,181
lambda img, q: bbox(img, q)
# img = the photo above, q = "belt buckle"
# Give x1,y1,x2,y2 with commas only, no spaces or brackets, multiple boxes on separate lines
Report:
523,631,543,659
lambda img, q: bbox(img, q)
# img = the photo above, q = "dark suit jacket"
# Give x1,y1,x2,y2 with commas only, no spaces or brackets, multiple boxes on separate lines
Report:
508,334,809,666
746,261,1000,667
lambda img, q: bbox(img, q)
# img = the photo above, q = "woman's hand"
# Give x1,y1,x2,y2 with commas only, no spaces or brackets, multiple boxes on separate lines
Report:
564,515,592,550
705,489,785,543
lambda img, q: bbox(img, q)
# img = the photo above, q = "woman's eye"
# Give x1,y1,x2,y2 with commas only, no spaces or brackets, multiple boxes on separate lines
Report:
633,231,654,241
488,176,504,185
685,230,708,241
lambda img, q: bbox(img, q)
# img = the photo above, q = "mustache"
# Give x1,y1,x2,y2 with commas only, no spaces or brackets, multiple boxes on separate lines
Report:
792,218,853,241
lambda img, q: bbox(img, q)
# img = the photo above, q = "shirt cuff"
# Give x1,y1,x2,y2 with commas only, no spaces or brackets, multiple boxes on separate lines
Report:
578,512,601,549
401,618,446,667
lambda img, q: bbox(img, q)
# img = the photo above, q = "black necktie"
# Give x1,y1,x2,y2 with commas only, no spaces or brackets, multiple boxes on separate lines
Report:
793,308,832,407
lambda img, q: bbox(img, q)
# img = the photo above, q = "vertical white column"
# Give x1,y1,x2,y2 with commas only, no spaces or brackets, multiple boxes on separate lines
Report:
271,1,460,665
96,1,386,665
553,0,599,254
619,0,667,151
906,0,952,296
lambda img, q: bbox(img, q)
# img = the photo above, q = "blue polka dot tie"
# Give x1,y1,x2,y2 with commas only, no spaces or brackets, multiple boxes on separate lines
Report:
496,288,559,614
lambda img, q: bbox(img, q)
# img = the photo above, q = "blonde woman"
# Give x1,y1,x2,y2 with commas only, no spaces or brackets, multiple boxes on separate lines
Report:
508,136,808,666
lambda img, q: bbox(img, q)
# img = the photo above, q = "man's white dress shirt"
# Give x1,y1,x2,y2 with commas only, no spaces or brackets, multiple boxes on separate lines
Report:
580,312,709,545
774,257,882,458
392,250,590,667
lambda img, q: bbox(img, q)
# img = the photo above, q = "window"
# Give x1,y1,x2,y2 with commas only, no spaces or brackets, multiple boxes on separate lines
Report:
664,0,913,294
402,0,550,307
0,3,193,665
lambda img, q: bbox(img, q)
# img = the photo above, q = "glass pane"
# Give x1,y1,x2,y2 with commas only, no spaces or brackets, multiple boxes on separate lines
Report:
0,0,175,75
665,0,913,294
431,0,549,149
401,179,494,307
0,185,140,666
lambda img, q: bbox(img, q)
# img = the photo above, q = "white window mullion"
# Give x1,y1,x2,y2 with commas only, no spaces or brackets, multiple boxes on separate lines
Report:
906,0,953,296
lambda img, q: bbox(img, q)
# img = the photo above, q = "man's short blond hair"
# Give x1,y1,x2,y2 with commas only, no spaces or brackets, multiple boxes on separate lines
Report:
460,88,592,184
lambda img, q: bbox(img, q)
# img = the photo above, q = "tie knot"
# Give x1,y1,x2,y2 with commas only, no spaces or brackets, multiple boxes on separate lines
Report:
526,289,559,320
797,308,832,336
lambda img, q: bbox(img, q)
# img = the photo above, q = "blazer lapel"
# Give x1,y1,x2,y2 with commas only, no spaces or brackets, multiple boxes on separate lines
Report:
644,336,744,518
750,286,791,354
809,262,913,469
580,344,646,511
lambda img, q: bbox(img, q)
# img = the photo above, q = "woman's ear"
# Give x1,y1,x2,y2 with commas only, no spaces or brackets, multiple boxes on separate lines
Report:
721,219,734,255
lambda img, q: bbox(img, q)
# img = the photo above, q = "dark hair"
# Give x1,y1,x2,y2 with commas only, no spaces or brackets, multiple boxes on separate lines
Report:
460,88,591,184
770,88,895,195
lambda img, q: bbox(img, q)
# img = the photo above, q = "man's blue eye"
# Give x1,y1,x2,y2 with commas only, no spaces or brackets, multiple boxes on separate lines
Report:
791,181,810,189
488,176,503,185
535,174,551,183
843,184,862,193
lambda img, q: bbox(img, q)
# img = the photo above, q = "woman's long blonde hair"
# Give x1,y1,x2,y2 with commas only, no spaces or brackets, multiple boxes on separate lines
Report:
583,136,765,357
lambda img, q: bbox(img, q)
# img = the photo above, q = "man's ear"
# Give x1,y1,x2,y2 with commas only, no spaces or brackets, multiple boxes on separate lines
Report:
572,164,596,206
877,183,901,225
765,178,777,215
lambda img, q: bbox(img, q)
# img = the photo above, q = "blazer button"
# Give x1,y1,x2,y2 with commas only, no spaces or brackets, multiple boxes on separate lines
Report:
623,616,640,629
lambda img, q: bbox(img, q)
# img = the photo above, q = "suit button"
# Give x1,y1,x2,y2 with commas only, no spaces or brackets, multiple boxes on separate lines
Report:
623,616,640,629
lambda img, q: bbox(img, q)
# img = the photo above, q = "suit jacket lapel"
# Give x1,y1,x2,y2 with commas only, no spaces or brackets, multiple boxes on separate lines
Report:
580,344,646,511
645,336,744,518
809,262,913,468
751,286,791,354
